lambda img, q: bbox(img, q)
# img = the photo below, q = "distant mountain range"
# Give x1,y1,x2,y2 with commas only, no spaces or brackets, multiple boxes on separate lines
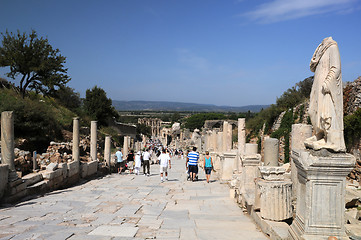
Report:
112,100,268,112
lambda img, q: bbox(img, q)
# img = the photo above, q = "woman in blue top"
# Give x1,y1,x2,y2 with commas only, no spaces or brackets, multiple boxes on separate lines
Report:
203,151,213,183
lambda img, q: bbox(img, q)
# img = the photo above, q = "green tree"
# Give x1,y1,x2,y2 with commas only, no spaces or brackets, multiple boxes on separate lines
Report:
52,86,81,111
136,123,151,137
0,30,70,98
83,86,117,126
171,112,181,123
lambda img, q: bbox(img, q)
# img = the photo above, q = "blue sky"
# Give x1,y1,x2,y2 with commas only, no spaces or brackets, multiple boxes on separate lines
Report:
1,0,361,106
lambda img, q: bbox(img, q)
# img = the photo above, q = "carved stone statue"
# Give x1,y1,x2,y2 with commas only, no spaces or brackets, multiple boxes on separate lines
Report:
304,37,346,152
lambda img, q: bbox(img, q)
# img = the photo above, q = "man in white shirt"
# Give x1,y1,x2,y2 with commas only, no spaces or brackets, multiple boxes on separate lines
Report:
142,148,151,176
158,149,171,182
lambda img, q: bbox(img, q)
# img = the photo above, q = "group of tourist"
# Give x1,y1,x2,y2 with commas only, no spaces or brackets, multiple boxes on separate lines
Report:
115,145,214,184
115,148,152,176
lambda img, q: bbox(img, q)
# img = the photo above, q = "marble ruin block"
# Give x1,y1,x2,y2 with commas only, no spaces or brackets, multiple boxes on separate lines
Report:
245,143,258,155
289,149,355,239
291,124,312,204
72,117,80,162
241,152,261,205
258,179,292,221
257,166,292,221
264,138,279,166
104,136,111,168
221,151,237,181
90,121,97,161
1,111,15,171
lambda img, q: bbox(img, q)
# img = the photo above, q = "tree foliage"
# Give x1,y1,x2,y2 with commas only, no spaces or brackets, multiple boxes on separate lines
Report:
344,108,361,151
247,76,313,139
83,86,117,126
0,30,70,97
0,88,75,151
136,123,152,137
183,113,226,130
51,86,81,111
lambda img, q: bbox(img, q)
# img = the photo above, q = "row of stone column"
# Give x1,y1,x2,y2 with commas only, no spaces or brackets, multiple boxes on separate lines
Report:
1,113,114,173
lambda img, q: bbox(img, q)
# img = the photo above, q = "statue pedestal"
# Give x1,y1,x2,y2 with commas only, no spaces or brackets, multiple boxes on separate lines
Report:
289,150,355,240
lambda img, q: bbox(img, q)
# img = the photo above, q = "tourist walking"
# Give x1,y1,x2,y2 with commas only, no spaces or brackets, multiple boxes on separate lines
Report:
115,147,124,174
187,147,199,182
158,149,171,182
126,150,135,174
203,151,213,183
142,148,151,176
134,151,142,175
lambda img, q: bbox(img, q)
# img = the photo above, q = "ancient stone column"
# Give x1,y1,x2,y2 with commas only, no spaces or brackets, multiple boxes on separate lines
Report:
104,136,111,170
1,111,15,171
238,118,246,155
72,117,80,162
264,138,279,166
123,136,129,157
227,124,232,150
90,121,97,161
217,132,223,152
222,121,229,151
245,143,258,155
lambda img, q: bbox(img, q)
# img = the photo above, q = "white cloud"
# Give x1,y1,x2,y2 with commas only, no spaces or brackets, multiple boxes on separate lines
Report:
242,0,358,23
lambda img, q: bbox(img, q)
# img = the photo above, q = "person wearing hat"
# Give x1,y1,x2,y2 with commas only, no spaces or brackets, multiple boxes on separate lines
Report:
134,151,142,175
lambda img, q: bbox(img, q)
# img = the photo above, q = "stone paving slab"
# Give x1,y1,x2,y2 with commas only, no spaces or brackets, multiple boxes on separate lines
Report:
88,225,138,237
0,157,268,239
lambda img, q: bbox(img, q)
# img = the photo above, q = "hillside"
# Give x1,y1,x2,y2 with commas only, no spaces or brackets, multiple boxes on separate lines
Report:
112,100,268,112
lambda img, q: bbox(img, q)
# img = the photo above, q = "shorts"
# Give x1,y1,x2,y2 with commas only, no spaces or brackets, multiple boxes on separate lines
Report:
188,165,198,174
117,161,126,168
205,167,212,175
160,166,168,173
127,161,134,169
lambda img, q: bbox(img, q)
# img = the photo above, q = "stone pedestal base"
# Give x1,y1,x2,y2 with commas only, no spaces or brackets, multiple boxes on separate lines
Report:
289,150,355,240
221,152,237,181
241,154,261,205
258,179,292,221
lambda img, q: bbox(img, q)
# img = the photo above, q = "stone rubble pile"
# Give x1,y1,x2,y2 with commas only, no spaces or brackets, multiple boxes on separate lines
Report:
344,76,361,115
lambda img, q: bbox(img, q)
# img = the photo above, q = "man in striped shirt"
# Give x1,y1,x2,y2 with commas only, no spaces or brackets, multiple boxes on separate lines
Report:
187,147,199,182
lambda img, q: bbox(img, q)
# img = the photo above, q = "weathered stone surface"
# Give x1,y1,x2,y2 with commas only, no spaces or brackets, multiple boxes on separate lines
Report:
221,152,237,181
258,179,292,221
264,138,279,167
72,117,80,162
58,163,68,178
90,121,98,161
259,166,286,181
1,111,15,171
290,149,356,239
245,143,258,155
46,162,58,171
42,168,63,180
0,164,9,198
87,161,98,177
22,172,43,186
68,161,79,177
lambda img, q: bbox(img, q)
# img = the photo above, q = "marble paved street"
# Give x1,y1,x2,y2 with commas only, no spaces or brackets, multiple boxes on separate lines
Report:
0,157,268,240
